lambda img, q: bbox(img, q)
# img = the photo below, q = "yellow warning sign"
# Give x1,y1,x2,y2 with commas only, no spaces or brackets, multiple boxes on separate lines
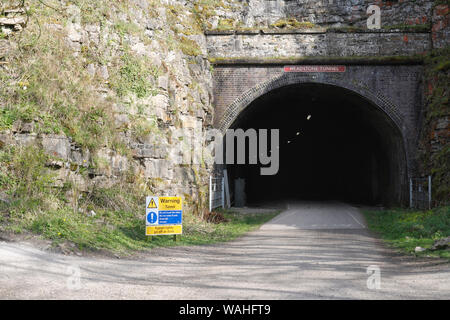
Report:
159,197,182,211
146,225,182,235
147,198,157,209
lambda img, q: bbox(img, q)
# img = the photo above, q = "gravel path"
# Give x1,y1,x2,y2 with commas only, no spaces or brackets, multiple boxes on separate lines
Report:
0,201,448,299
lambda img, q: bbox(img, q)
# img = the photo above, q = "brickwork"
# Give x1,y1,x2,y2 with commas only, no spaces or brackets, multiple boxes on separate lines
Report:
213,64,424,178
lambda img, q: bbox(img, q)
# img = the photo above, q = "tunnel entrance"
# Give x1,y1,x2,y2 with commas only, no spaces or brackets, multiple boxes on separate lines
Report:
225,83,408,207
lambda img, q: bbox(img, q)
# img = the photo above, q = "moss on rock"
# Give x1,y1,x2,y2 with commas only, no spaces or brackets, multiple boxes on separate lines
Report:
420,47,450,203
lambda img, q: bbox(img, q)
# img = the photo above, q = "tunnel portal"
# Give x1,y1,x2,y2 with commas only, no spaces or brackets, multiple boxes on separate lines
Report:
226,83,408,207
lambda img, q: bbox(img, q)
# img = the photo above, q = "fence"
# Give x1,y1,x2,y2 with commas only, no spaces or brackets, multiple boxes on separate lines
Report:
209,175,224,212
209,169,232,211
409,176,432,209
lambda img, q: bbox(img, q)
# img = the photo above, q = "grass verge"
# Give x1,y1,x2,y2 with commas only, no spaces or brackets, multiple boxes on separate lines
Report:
0,146,280,257
0,202,279,256
363,207,450,260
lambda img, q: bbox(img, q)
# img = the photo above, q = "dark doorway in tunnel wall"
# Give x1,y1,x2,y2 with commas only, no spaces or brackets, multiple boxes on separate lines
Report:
226,83,407,207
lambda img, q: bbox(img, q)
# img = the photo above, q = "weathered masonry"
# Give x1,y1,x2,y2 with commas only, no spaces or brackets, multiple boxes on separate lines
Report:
207,29,435,206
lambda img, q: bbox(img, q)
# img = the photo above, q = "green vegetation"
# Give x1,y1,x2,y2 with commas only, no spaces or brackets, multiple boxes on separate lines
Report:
110,51,160,98
0,145,54,201
163,3,205,55
0,0,214,255
209,17,318,32
1,182,279,255
114,21,142,38
178,35,202,56
363,207,450,260
1,144,275,256
193,0,233,30
420,47,450,201
0,0,199,151
0,36,116,150
216,18,235,31
0,2,128,151
326,26,367,33
167,3,203,35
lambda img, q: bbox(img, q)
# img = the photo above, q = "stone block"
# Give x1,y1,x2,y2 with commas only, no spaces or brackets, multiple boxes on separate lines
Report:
144,159,173,180
41,135,71,160
174,166,195,185
98,65,109,79
111,154,128,173
180,115,202,129
158,75,169,91
14,134,37,147
132,142,168,159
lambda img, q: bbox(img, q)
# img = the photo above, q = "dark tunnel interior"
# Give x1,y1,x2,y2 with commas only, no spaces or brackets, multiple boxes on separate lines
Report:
226,83,408,207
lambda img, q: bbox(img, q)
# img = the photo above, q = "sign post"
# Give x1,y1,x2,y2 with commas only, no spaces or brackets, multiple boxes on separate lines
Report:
146,196,183,241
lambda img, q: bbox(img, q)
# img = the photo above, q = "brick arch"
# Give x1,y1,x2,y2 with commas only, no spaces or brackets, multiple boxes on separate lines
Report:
217,72,413,183
218,72,406,133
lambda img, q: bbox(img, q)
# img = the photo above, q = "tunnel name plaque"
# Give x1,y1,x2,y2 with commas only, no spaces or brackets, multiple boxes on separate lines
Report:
284,65,346,73
146,196,183,239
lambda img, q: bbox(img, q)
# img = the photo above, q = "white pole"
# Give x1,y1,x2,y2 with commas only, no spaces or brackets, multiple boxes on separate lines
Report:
209,175,212,212
221,177,225,209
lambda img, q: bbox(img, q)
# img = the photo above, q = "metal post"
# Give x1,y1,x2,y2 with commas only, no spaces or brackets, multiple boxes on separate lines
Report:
409,178,413,208
221,177,225,208
209,175,212,212
223,169,231,208
428,175,432,209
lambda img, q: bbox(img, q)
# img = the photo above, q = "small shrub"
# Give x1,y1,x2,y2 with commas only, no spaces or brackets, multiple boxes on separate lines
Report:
204,211,228,224
110,52,159,98
0,145,54,198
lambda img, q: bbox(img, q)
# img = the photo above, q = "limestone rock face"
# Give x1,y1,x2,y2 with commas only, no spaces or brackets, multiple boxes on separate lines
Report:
0,0,215,212
211,0,435,30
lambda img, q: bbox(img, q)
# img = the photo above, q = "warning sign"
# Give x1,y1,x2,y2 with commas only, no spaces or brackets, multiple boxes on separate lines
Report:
147,198,158,209
145,196,182,236
159,197,182,211
146,225,182,236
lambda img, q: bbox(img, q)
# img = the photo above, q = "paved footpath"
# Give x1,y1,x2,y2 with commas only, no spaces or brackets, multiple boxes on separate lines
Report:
0,201,449,299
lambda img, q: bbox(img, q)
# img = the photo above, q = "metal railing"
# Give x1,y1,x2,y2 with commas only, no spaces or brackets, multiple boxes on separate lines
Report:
410,176,432,209
209,175,224,212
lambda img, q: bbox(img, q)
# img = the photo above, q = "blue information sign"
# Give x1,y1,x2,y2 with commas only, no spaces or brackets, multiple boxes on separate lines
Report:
158,210,182,225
